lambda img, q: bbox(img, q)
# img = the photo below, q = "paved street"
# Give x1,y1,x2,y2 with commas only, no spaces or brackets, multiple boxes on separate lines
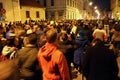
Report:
71,57,120,80
72,72,83,80
71,67,86,80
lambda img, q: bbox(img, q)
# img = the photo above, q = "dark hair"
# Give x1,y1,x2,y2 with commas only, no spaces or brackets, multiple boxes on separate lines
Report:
7,38,15,47
92,38,104,46
114,23,120,31
59,32,68,41
27,32,37,44
112,41,120,49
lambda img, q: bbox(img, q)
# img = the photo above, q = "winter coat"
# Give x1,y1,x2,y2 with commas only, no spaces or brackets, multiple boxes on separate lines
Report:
82,44,119,80
17,46,41,80
0,59,19,80
74,38,90,66
111,31,120,42
38,42,70,80
92,28,107,41
58,40,75,67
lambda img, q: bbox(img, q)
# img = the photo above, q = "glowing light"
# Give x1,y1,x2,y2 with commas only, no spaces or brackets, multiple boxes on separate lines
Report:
94,6,97,9
89,2,93,6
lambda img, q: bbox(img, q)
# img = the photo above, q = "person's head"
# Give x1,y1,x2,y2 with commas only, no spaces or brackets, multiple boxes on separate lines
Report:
46,29,58,43
50,20,54,26
9,26,15,33
6,33,16,47
72,20,77,26
112,41,120,56
39,33,47,47
23,33,37,46
24,24,30,30
32,25,39,32
91,38,104,47
114,23,120,31
98,23,104,29
0,26,4,34
7,33,16,40
77,30,85,38
58,32,68,42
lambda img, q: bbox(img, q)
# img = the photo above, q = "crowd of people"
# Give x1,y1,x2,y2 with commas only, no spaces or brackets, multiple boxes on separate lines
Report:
0,19,120,80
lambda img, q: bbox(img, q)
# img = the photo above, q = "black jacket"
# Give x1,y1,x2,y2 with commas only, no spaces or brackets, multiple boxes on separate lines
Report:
83,44,119,80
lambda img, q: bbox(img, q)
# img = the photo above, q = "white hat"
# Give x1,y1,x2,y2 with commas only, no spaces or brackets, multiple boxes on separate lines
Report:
26,29,33,34
50,21,54,25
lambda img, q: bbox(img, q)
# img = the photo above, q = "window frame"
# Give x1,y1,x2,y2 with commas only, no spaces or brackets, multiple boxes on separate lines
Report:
51,0,54,6
0,3,3,20
26,11,30,18
36,11,40,18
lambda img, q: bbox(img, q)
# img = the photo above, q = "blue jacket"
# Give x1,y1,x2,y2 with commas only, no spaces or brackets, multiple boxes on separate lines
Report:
74,38,90,66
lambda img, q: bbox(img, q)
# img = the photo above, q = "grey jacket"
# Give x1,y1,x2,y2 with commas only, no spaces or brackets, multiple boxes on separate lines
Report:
17,46,39,78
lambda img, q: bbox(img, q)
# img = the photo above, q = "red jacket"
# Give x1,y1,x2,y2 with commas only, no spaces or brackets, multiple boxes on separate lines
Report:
38,43,70,80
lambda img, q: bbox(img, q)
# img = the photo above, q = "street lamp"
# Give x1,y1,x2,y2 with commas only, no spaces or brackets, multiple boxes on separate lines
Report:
95,9,99,14
89,2,93,6
94,6,97,9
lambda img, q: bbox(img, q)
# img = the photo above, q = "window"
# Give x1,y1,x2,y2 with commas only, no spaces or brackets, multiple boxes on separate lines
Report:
51,11,55,19
58,10,64,16
70,0,72,6
51,0,54,6
72,1,74,7
26,11,30,18
45,12,48,19
75,2,77,8
0,3,3,20
44,0,46,6
119,0,120,7
36,11,40,18
67,0,69,6
36,0,40,3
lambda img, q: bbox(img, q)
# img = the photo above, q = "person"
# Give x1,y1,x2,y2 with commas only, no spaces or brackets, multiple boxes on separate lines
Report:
82,38,119,80
1,33,17,61
112,41,120,79
71,21,77,35
16,33,42,80
92,23,107,42
74,30,91,73
58,32,76,79
0,59,19,80
0,26,6,53
38,29,70,80
110,23,120,79
111,23,120,45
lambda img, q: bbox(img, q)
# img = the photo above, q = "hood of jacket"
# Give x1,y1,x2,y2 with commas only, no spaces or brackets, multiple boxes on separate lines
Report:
39,42,57,61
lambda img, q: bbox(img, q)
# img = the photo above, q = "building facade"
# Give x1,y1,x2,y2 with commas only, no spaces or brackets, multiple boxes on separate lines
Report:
38,0,84,20
0,0,45,23
111,0,120,19
20,0,45,23
0,0,21,22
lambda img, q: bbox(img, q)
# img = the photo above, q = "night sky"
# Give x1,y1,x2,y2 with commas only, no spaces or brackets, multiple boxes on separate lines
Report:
92,0,110,11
